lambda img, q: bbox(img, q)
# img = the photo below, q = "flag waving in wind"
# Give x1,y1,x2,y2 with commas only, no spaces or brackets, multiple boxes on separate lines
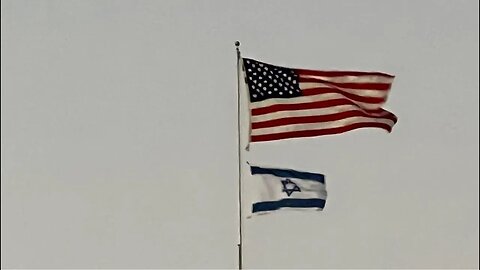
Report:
243,58,398,142
249,165,327,215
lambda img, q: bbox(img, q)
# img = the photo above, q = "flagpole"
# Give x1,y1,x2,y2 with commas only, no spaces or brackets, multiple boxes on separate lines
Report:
235,40,243,270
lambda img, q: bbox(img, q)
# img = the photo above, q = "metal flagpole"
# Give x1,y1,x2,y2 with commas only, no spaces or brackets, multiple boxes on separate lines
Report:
235,40,243,270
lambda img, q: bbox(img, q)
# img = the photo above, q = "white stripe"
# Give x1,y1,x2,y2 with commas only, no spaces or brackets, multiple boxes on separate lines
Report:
251,104,390,123
250,92,385,111
257,175,327,201
299,74,394,84
299,82,389,98
251,117,395,136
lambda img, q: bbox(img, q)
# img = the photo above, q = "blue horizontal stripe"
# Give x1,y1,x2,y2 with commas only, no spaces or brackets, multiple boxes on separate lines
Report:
250,166,325,183
252,198,326,213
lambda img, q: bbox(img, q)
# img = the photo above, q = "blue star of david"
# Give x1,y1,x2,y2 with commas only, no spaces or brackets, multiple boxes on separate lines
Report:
281,178,301,197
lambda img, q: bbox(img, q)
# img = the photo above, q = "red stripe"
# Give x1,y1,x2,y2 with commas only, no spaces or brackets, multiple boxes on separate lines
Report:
302,87,386,104
251,122,394,142
298,77,392,90
252,110,397,129
295,68,394,78
251,98,383,116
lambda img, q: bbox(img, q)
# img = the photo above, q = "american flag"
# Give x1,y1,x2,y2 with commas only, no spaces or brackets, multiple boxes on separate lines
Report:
242,58,398,142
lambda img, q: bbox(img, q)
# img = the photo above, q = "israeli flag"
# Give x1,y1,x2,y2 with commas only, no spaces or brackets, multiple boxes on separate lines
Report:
249,165,327,215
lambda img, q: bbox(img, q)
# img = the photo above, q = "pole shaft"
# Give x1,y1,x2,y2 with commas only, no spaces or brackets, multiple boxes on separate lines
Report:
235,41,243,270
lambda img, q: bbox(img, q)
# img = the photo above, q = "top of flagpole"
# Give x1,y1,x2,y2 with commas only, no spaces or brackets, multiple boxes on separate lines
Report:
235,41,241,58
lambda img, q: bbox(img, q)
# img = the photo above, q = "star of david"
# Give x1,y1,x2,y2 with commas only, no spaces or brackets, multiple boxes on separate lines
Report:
281,178,301,197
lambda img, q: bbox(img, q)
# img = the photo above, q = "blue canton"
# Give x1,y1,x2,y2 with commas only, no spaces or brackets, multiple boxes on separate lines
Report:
243,58,302,102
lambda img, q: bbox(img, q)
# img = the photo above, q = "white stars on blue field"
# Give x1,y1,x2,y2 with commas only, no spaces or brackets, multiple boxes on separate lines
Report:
244,58,301,102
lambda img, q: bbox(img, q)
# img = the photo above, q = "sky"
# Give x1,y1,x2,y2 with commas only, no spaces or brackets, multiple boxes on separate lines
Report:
1,0,479,269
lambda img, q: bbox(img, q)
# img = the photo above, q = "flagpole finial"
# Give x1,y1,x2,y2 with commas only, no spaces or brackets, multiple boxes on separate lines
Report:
235,41,241,58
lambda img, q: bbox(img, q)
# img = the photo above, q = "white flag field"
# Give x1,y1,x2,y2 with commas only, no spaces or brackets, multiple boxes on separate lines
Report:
247,165,327,216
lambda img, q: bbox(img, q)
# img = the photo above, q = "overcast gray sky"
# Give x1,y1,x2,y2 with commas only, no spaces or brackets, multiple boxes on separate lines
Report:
1,0,478,269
